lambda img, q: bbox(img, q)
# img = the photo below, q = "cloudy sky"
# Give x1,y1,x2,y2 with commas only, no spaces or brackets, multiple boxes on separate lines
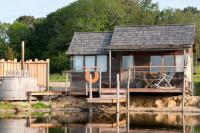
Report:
0,0,199,23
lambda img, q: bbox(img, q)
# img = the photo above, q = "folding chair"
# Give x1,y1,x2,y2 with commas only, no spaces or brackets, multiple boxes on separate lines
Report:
154,72,176,89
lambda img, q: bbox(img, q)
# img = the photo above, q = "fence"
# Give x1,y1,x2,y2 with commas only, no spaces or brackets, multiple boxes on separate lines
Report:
0,59,49,89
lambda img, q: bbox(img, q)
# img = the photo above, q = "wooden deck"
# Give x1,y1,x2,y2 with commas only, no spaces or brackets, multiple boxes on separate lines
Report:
129,88,182,93
68,88,182,95
28,91,65,96
27,91,66,103
86,97,126,103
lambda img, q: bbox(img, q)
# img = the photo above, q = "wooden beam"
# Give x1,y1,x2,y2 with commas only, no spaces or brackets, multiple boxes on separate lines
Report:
21,41,25,70
109,50,112,88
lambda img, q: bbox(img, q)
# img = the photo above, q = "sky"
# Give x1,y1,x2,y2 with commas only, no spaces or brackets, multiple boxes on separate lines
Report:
0,0,77,23
0,0,200,23
153,0,200,10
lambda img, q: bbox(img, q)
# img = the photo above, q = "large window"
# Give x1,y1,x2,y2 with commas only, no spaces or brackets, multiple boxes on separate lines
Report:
73,56,84,72
150,56,161,72
73,55,107,72
85,56,95,71
151,55,175,72
122,56,134,70
176,55,185,72
163,55,174,72
97,55,107,72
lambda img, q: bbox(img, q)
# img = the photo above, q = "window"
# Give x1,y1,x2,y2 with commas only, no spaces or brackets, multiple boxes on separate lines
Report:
85,56,95,71
163,55,174,72
73,56,83,72
151,55,175,72
97,55,107,72
176,55,185,72
150,56,161,72
122,56,134,70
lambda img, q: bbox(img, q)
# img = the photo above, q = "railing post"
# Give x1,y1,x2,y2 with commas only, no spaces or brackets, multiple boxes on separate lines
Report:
89,74,92,98
133,67,135,87
99,67,102,95
116,74,120,113
182,66,186,112
127,67,130,111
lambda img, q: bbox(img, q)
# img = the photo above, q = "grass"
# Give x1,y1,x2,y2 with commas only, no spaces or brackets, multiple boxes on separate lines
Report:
193,66,200,95
31,102,50,109
0,102,16,110
50,73,66,82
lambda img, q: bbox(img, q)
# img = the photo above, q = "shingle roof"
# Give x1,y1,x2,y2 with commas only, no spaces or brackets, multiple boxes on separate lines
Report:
107,24,195,50
67,32,112,55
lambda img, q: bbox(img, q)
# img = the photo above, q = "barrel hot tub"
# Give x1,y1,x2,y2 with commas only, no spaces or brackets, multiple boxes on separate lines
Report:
0,77,38,100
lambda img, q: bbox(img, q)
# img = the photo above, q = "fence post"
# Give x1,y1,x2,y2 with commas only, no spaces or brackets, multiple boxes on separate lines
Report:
2,59,5,76
116,74,120,113
89,74,92,98
99,67,102,96
46,59,50,91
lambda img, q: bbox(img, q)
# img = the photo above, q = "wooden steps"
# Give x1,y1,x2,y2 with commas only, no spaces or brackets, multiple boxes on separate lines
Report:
68,91,87,95
100,94,126,98
86,97,126,103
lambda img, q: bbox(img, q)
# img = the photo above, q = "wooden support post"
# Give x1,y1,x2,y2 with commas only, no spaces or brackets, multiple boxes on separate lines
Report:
86,82,88,96
127,67,130,111
109,50,112,88
116,74,120,113
65,73,68,92
126,111,130,133
21,41,25,70
99,67,102,95
28,92,31,103
89,74,92,98
182,112,185,133
133,67,135,86
46,59,50,91
116,112,120,133
64,125,68,133
182,49,186,112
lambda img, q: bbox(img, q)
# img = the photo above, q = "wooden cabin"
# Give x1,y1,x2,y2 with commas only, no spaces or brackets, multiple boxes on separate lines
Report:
67,24,195,96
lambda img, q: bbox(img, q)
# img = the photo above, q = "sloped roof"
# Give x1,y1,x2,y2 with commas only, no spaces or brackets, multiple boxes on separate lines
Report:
107,24,195,50
67,32,112,55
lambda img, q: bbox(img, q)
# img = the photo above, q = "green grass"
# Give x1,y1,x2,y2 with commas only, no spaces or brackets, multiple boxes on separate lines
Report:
31,102,50,109
0,102,16,110
193,67,200,95
50,73,66,82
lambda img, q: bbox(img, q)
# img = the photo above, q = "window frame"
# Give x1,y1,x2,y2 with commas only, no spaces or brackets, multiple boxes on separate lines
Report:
73,55,108,72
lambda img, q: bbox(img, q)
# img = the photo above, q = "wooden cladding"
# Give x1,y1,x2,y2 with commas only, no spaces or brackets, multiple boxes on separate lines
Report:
0,59,49,88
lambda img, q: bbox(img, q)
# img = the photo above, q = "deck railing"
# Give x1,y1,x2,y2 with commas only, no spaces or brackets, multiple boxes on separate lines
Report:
125,66,186,89
66,66,102,95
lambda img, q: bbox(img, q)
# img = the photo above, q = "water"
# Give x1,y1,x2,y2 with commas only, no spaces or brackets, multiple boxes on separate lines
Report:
0,112,200,133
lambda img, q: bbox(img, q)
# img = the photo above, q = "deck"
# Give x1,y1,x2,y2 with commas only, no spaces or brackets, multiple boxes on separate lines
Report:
68,88,182,95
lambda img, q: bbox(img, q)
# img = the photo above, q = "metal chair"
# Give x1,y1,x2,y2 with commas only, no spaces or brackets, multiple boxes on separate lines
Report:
154,72,176,89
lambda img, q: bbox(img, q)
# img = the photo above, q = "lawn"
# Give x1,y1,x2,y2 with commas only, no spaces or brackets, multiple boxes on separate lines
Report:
50,73,66,82
193,66,200,95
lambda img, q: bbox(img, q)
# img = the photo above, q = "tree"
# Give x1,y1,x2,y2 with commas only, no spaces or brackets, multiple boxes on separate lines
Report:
5,47,17,60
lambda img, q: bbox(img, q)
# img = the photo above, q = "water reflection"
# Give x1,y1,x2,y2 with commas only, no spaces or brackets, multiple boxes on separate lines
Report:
0,112,200,133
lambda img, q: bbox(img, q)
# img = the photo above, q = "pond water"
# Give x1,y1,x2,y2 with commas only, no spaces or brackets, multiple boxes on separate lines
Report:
0,112,200,133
